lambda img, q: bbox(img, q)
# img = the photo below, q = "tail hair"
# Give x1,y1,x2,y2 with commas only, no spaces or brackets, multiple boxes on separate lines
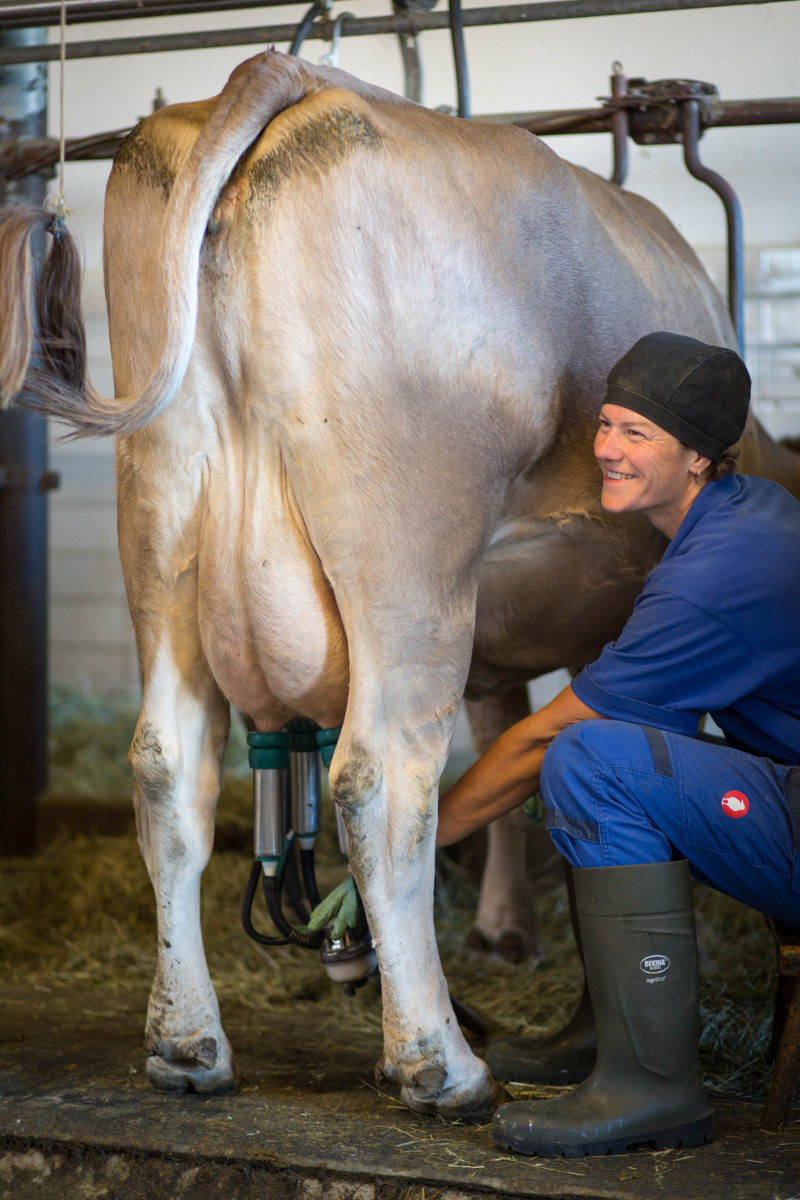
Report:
0,205,87,419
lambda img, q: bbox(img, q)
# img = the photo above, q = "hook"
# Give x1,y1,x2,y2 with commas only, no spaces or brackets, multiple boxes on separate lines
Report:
319,12,354,69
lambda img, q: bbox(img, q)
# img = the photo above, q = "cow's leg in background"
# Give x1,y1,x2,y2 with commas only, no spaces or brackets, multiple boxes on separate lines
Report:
118,447,236,1095
463,686,553,965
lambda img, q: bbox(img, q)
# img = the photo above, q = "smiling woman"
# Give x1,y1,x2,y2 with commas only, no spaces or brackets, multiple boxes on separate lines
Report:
594,405,709,538
439,330,800,1159
591,331,750,536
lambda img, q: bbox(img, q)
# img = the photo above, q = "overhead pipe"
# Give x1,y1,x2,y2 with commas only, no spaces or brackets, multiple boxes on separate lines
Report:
3,93,797,181
0,0,309,27
0,0,792,27
476,96,800,135
0,0,796,63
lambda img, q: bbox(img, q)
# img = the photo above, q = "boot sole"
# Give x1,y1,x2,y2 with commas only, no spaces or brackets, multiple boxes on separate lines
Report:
495,1115,713,1158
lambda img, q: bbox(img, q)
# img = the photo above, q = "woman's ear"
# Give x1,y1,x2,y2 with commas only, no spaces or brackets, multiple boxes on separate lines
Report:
691,452,711,479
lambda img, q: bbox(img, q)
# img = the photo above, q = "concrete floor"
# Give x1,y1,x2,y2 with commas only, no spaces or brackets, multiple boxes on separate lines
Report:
1,984,798,1200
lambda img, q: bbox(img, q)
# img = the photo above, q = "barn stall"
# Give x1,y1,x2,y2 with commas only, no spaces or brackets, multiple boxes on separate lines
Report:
1,1,799,1196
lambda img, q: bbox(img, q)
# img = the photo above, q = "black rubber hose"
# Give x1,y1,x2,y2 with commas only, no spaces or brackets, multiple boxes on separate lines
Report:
263,871,324,949
300,845,323,911
450,995,488,1038
289,1,326,57
241,858,294,947
283,838,311,926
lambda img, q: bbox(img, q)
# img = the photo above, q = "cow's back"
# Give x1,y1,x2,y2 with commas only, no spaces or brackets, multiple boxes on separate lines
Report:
105,71,729,465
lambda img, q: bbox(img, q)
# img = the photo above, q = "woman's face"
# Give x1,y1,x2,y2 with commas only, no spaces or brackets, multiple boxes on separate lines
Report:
594,404,711,538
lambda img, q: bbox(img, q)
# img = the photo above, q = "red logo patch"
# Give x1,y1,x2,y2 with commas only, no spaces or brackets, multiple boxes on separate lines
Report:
721,790,749,818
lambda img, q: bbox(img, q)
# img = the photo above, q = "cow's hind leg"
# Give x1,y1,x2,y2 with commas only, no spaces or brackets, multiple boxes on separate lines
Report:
129,626,234,1094
318,575,505,1118
287,383,510,1119
330,674,505,1122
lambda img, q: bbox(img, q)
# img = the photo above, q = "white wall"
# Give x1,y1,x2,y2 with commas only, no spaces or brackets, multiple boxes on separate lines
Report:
40,0,800,713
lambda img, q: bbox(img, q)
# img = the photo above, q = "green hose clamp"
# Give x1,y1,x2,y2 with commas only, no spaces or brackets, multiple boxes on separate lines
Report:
316,726,341,767
247,730,289,770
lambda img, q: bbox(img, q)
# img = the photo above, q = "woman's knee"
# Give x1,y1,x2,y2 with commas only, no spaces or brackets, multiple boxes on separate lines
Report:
541,719,619,798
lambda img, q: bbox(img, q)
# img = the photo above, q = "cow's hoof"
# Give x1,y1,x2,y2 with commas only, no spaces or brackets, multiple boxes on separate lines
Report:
145,1032,236,1095
401,1071,509,1124
495,929,544,966
466,925,544,967
146,1053,238,1094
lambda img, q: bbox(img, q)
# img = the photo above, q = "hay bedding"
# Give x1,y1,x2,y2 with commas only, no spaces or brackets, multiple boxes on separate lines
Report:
0,691,779,1101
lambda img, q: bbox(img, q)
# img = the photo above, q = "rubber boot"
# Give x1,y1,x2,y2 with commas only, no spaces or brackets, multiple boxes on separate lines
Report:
485,866,596,1084
493,860,713,1157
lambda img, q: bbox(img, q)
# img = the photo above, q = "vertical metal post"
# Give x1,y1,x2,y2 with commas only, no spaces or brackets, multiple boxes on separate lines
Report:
448,0,469,119
0,28,50,854
680,99,744,355
609,62,629,187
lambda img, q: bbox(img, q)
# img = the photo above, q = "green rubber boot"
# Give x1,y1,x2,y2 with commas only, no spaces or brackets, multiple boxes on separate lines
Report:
493,860,713,1158
485,982,595,1085
485,867,596,1085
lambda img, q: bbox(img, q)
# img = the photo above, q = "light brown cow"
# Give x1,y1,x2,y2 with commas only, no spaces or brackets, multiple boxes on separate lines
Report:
3,49,799,1122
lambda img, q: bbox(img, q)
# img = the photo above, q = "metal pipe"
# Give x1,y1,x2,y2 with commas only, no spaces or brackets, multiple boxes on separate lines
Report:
1,94,797,179
0,0,795,63
287,722,321,843
0,26,50,856
609,60,628,186
680,98,744,354
253,766,288,859
448,0,469,119
479,96,800,135
0,0,792,27
0,0,306,28
393,0,423,105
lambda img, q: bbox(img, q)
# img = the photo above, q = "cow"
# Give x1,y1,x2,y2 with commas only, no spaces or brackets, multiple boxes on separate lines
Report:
3,48,799,1124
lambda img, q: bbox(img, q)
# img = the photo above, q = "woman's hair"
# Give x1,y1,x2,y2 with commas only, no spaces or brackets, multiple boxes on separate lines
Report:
697,448,739,482
677,440,739,482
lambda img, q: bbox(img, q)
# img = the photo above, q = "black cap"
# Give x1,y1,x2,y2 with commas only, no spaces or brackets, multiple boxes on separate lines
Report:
604,331,751,460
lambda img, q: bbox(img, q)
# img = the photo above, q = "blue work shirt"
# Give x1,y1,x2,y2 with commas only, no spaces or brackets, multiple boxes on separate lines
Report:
572,474,800,765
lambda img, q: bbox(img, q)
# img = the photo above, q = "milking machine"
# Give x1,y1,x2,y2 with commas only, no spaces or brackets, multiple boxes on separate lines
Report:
241,718,488,1034
241,719,378,995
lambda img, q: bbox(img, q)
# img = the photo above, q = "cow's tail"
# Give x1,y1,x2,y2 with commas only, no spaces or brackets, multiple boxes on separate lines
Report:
0,205,86,422
0,50,309,437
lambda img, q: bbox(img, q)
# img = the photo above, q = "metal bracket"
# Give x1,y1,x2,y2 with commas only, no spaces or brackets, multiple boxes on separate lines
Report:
599,76,722,144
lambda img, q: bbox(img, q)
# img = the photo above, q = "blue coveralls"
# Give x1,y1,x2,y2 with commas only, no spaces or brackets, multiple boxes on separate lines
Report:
542,474,800,926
